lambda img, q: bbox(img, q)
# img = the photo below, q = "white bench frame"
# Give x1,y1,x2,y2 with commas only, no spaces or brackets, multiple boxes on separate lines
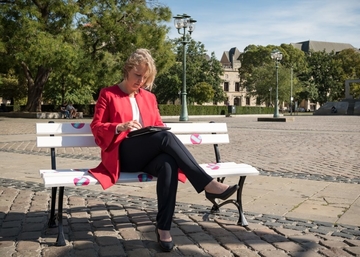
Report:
36,121,259,246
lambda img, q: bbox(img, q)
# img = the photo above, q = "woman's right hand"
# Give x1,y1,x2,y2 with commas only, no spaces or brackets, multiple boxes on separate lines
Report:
116,120,142,133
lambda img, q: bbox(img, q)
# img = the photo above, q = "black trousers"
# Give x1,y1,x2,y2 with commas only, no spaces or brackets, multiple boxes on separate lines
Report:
120,131,213,230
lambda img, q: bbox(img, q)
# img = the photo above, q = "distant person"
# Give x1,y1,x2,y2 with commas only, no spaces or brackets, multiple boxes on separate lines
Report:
60,102,70,119
66,102,77,118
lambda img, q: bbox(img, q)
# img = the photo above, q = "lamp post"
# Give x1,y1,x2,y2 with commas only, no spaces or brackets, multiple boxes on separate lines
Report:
290,66,293,116
269,87,272,107
173,14,196,121
270,49,283,118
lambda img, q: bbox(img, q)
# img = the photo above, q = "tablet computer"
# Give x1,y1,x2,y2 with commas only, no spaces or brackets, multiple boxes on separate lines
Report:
127,126,171,138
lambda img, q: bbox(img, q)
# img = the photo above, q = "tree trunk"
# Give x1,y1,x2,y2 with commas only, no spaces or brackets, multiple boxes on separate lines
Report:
22,62,52,112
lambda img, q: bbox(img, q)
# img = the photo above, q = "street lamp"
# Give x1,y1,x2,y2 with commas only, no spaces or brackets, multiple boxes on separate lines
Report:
173,14,196,121
290,66,293,116
269,87,272,107
270,49,283,118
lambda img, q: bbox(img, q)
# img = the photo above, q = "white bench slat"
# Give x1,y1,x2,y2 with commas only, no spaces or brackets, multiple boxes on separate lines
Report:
164,123,228,133
36,123,92,135
40,162,259,188
36,122,228,135
39,162,241,177
37,134,229,148
37,136,97,148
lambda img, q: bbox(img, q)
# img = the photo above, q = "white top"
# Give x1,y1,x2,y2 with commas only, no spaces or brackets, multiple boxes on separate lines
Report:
130,97,143,127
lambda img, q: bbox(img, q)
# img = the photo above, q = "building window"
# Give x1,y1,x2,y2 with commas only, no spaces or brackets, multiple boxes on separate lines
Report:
224,82,229,92
256,97,261,105
235,82,240,92
246,97,250,105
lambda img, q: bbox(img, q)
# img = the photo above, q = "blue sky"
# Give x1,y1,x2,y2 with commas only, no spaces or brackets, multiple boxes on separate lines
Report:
161,0,360,59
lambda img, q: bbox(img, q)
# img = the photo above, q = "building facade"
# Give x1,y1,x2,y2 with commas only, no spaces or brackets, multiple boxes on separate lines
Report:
219,47,261,107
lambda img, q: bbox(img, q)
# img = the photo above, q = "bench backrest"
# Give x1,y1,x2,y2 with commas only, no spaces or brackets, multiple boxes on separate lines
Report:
36,122,230,148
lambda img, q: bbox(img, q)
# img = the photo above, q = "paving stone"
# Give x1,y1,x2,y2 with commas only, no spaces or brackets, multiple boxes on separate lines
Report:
96,236,121,246
259,250,289,257
319,239,349,249
73,240,96,250
0,246,16,257
12,250,41,257
118,227,141,240
42,246,73,257
177,244,211,256
287,251,324,257
98,244,126,257
319,247,354,257
16,240,41,251
273,241,306,252
233,230,261,241
245,239,277,251
73,249,98,257
231,248,261,257
18,231,41,240
126,249,153,257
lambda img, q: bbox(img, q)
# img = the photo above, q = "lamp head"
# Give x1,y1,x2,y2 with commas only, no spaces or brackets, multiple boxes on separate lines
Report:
271,49,283,61
188,19,197,34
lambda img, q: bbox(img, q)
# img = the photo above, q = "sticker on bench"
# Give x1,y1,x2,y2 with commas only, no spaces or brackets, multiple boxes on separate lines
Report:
138,174,153,182
206,163,220,170
74,177,90,186
71,123,85,129
190,134,202,144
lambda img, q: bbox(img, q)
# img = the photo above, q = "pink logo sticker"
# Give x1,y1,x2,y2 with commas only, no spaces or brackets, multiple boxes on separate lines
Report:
190,134,202,144
206,163,220,170
74,177,90,186
71,123,85,129
138,174,153,182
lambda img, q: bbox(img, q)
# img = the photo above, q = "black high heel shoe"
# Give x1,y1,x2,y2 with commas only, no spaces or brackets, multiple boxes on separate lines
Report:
205,184,239,205
155,227,174,252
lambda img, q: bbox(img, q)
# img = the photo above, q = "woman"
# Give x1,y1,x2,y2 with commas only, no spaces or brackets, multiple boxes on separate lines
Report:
89,48,238,252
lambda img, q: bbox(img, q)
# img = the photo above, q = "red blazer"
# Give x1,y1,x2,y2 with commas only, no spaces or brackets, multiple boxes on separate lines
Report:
89,85,186,189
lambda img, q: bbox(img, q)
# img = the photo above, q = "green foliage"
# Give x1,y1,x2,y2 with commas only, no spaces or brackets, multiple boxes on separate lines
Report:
335,48,360,98
191,82,214,105
302,50,344,105
239,44,304,106
158,104,273,116
154,37,225,104
0,70,26,101
0,0,174,111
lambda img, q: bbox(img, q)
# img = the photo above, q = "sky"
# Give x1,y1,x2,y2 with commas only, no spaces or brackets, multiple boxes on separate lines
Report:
160,0,360,59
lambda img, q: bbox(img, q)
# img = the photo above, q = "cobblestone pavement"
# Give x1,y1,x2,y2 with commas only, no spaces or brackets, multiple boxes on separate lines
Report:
0,115,360,257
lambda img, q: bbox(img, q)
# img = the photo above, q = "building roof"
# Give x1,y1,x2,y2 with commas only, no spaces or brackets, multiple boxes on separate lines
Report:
291,40,356,53
220,47,241,68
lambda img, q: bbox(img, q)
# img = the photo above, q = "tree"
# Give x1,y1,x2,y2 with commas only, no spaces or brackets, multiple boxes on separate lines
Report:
335,48,360,98
302,50,343,105
191,82,215,105
0,0,80,111
239,44,305,107
0,0,174,111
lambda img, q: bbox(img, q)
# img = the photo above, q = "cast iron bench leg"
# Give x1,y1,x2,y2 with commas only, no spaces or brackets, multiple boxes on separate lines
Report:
48,187,57,228
210,176,248,226
56,187,66,246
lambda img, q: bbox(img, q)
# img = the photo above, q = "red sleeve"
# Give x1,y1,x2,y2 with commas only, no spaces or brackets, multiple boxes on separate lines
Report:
90,89,119,151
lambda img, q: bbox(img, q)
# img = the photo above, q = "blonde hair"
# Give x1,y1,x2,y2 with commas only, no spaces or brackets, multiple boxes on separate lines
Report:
123,48,157,90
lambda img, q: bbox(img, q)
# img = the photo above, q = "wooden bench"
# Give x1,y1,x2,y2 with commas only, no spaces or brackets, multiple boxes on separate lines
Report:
36,121,259,246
